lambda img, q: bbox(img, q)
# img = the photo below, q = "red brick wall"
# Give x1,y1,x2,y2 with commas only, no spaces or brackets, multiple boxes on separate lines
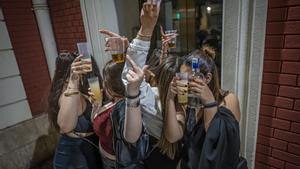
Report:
255,0,300,169
0,0,51,116
48,0,86,52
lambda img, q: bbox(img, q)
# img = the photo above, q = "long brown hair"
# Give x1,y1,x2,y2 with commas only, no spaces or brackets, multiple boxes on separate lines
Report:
47,52,103,131
102,61,125,98
154,55,184,159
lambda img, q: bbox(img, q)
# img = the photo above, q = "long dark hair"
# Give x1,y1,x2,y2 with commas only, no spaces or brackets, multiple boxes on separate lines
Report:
156,50,226,159
47,52,103,131
155,55,184,159
102,61,125,99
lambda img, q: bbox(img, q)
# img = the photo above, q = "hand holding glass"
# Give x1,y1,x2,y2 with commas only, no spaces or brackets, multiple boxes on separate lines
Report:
165,30,177,48
188,73,204,108
77,42,92,72
105,37,125,63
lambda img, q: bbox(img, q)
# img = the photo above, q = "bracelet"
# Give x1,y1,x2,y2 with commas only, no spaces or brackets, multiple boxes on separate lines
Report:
137,34,151,41
126,97,140,108
64,91,80,97
125,90,141,99
68,86,79,90
203,101,218,108
137,32,152,38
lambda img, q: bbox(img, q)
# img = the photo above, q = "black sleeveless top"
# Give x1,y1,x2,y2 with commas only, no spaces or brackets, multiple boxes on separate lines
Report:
73,100,94,133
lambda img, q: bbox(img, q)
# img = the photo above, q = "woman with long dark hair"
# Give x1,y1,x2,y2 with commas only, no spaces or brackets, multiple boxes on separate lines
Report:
165,50,242,169
47,52,103,169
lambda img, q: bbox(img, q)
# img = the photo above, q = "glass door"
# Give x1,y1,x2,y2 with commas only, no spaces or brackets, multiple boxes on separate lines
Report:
139,0,223,70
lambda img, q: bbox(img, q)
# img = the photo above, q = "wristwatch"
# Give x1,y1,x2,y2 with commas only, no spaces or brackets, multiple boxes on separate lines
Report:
126,98,140,108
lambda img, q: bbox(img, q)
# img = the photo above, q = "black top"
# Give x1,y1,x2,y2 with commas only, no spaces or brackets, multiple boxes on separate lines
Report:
73,100,94,133
181,106,240,169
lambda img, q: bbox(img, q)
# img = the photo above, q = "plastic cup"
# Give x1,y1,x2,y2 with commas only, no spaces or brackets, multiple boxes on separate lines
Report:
87,76,102,103
165,30,177,48
176,72,188,104
188,73,204,108
106,37,125,63
77,42,92,72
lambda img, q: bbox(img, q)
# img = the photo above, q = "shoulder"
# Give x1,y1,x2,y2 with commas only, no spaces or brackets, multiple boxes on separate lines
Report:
222,92,241,122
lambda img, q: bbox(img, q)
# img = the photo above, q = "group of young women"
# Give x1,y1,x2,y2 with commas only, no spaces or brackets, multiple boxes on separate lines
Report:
47,1,246,169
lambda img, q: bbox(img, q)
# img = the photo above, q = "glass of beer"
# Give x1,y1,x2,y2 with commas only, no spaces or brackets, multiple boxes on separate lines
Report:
87,76,102,104
165,30,177,48
106,37,125,63
77,42,92,72
176,72,188,104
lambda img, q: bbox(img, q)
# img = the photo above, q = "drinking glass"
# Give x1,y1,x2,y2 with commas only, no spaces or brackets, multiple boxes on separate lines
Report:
77,42,92,72
165,30,177,48
87,76,102,103
106,37,125,63
176,72,188,104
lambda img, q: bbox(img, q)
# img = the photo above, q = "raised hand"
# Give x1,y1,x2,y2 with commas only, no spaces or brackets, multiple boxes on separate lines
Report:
168,76,179,99
159,26,178,64
188,77,215,104
125,55,148,96
139,0,161,36
99,29,129,50
70,55,90,83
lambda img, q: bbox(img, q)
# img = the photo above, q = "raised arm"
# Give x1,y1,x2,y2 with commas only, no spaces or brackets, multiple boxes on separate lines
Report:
123,55,148,143
57,56,89,133
122,0,161,80
164,77,186,143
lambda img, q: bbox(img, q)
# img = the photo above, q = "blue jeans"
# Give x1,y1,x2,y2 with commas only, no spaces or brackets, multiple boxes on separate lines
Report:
53,135,102,169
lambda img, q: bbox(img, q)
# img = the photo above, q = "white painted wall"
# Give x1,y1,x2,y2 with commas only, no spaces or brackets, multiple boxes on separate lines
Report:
80,0,120,72
0,8,32,129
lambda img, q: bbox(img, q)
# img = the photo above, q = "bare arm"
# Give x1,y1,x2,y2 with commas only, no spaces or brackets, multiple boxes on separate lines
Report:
164,77,185,143
57,83,83,133
123,55,148,143
123,1,161,143
57,56,90,133
164,97,185,143
124,98,143,143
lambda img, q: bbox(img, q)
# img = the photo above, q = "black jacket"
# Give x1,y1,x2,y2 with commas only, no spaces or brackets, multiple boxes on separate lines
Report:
111,100,149,169
181,106,242,169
